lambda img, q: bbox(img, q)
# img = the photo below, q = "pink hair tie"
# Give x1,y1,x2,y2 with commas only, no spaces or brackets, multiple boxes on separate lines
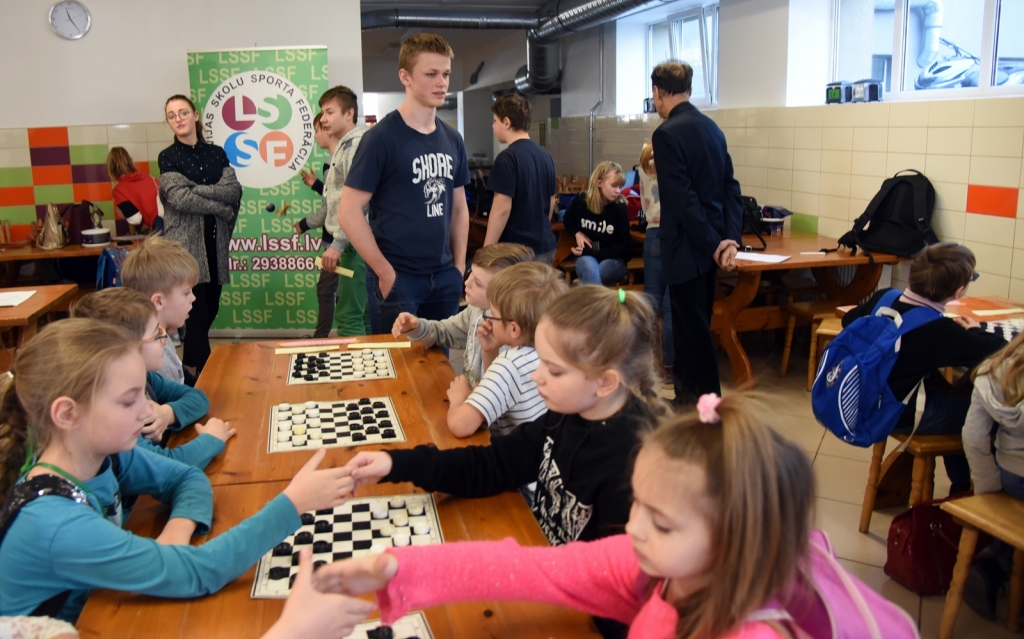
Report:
696,394,722,424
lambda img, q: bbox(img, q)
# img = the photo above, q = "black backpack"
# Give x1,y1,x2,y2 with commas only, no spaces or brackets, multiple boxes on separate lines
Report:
835,170,939,258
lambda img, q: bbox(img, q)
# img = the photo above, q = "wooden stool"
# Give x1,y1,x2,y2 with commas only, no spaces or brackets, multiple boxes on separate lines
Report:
809,316,842,391
939,493,1024,638
859,433,964,533
780,300,839,382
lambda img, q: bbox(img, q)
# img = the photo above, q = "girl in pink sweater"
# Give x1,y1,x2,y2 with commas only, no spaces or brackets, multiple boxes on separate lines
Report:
316,392,815,639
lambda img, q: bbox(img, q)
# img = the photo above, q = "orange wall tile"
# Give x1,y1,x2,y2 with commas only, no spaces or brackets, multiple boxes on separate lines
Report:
9,224,33,242
966,184,1019,218
73,182,112,202
0,186,35,207
27,127,69,148
32,165,73,185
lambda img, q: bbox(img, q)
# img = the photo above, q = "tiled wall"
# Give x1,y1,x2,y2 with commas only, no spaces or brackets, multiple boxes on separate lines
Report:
0,122,170,241
540,97,1024,299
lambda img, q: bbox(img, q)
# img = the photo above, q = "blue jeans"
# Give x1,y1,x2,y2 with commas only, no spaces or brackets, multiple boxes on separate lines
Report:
893,390,971,494
643,228,674,367
1000,466,1024,501
365,264,463,335
575,255,626,286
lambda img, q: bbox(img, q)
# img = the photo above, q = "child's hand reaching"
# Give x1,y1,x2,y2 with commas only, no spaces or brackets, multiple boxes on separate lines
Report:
195,417,236,444
953,315,980,330
447,375,472,407
142,401,176,442
261,549,378,639
313,551,399,597
392,312,419,338
283,449,355,514
345,451,393,489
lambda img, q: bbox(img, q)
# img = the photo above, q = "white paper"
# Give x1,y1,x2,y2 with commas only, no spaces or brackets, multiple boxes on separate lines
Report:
0,290,35,307
734,253,791,264
973,308,1024,317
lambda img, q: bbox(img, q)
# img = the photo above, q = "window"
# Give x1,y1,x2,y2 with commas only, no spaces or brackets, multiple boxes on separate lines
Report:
646,4,719,104
833,0,1024,96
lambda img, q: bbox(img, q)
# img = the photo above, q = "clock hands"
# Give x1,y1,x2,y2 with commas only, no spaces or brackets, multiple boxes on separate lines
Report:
65,6,81,32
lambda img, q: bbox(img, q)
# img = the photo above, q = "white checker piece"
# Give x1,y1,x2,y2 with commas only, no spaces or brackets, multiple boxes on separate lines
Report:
268,397,405,453
252,494,443,598
981,319,1024,342
288,349,396,385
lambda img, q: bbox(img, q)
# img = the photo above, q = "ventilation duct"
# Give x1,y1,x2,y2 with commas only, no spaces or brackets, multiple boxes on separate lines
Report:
361,10,542,31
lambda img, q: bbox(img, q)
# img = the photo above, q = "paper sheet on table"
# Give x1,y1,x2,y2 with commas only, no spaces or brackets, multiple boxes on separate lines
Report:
0,290,35,307
734,253,791,264
972,308,1024,317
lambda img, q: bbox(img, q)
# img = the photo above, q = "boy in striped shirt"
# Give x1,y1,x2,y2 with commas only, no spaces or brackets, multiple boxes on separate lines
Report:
446,262,568,437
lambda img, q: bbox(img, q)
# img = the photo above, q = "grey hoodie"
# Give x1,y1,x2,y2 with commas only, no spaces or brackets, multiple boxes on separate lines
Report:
964,368,1024,493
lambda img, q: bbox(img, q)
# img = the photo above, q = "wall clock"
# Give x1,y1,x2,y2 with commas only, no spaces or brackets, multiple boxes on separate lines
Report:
49,1,92,40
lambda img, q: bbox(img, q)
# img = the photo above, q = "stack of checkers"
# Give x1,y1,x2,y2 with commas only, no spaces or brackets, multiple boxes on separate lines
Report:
354,611,434,639
268,398,405,453
288,349,396,385
980,318,1024,342
251,495,444,598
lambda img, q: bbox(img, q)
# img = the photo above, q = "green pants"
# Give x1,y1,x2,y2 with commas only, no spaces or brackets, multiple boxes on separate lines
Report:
334,243,371,336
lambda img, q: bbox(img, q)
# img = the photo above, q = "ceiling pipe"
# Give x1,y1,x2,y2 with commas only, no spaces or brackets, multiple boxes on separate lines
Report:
589,24,605,174
361,10,542,31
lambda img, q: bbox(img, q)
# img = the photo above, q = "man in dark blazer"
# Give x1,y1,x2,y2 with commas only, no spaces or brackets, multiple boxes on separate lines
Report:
651,61,743,405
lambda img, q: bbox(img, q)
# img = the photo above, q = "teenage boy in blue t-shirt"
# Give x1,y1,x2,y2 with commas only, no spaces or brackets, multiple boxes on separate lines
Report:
338,33,470,334
484,94,558,265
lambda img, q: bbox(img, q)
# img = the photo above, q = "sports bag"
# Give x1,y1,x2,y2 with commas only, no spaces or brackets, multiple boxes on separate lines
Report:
884,495,971,596
834,170,938,258
95,246,129,290
812,289,941,447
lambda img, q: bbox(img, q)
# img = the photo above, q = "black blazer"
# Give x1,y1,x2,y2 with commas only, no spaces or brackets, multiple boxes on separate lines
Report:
653,102,743,285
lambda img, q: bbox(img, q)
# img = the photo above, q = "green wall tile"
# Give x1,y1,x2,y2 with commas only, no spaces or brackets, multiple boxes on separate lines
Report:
95,201,114,217
34,184,74,202
0,167,32,187
790,213,818,234
70,144,109,165
0,205,36,223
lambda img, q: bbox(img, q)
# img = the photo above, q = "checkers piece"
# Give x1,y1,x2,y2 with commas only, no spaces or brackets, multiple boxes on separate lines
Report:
267,397,406,453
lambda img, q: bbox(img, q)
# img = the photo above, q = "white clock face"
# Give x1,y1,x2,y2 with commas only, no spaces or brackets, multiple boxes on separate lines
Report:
49,1,91,40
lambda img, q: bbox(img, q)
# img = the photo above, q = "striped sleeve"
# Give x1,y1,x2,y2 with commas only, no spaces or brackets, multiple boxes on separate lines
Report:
464,347,547,435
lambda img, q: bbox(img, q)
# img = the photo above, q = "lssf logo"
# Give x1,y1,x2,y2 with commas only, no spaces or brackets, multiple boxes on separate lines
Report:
203,71,314,188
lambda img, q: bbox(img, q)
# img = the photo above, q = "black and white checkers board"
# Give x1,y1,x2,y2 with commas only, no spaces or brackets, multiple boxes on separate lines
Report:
268,398,406,453
981,318,1024,342
251,495,444,598
353,611,434,639
287,349,396,385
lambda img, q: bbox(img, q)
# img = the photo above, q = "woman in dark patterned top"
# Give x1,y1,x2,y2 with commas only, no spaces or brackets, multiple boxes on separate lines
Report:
158,94,242,376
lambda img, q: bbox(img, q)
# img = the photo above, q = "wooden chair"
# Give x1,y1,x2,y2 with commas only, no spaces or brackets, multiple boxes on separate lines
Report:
939,493,1024,638
859,433,964,533
780,300,840,386
809,316,843,391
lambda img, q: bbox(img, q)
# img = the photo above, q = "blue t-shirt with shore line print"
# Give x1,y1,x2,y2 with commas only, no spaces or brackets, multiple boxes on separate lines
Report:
344,111,470,274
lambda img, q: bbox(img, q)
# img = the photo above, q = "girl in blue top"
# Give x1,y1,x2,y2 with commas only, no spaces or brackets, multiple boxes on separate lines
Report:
0,319,356,622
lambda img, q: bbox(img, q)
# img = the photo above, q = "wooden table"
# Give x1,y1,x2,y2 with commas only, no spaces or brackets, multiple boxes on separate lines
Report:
77,336,604,638
0,284,78,347
712,231,899,388
0,242,136,263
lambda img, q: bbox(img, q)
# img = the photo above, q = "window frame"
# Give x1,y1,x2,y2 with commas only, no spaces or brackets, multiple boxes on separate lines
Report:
645,3,719,105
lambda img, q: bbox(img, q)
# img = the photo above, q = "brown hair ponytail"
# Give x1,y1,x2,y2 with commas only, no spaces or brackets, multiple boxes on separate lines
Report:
0,373,29,500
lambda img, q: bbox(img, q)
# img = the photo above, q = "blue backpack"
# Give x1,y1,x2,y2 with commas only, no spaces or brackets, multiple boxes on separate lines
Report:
95,246,129,290
811,289,941,447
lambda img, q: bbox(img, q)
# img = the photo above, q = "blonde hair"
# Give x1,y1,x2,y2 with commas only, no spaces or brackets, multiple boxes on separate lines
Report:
107,147,137,181
472,243,535,270
542,286,668,418
487,262,568,343
399,33,454,73
71,288,157,340
974,335,1024,405
639,143,655,176
585,161,626,214
121,235,200,296
0,320,139,500
642,393,814,639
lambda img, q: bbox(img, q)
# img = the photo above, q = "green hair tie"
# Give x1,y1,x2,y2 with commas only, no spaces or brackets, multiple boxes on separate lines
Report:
618,288,626,304
19,439,35,476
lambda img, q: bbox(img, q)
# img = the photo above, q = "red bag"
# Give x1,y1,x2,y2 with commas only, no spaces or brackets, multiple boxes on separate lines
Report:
883,495,966,596
622,185,642,222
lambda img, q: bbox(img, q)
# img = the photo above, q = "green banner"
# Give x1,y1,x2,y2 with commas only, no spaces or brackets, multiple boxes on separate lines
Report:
187,47,330,331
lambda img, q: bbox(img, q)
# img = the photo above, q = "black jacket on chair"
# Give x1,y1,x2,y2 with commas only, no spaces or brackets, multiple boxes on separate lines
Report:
652,101,743,286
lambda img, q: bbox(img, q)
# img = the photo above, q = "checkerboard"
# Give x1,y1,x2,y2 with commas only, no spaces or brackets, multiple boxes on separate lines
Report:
287,350,397,385
268,398,406,453
355,611,434,639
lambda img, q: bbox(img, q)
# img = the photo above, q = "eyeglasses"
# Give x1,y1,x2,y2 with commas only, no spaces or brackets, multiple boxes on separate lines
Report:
481,312,514,324
142,326,169,344
971,271,981,282
166,109,193,121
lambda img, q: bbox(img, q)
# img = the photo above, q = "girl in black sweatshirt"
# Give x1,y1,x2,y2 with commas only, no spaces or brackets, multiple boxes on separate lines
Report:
564,161,631,285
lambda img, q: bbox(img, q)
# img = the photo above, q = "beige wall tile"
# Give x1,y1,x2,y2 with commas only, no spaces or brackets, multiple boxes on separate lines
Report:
926,127,972,156
964,213,1016,248
147,142,168,164
849,102,889,127
889,102,929,128
767,168,793,190
932,209,966,241
852,151,888,177
747,127,769,148
746,108,771,128
0,148,30,168
819,195,850,220
792,106,823,127
886,152,926,175
770,107,796,127
146,122,170,141
1020,188,1024,219
971,127,1024,158
925,154,971,184
850,174,884,200
820,172,851,197
765,188,792,207
966,272,1011,297
0,128,28,149
794,127,822,150
887,127,928,154
730,147,745,166
822,105,856,127
974,97,1024,127
933,181,968,211
722,108,746,127
67,125,107,146
107,124,149,144
722,127,745,148
744,167,768,188
793,170,820,194
818,216,849,238
746,147,769,168
792,191,819,214
1011,250,1024,280
852,127,887,152
820,150,852,174
822,127,854,151
973,243,1013,277
969,156,1022,188
1009,278,1024,303
928,99,975,127
117,142,148,163
1014,219,1024,247
793,149,822,171
767,147,794,170
745,185,767,202
769,127,795,149
848,198,870,221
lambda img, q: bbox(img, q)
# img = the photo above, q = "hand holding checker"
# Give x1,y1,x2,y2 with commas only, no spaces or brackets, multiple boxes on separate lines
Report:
283,449,356,513
344,451,393,490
